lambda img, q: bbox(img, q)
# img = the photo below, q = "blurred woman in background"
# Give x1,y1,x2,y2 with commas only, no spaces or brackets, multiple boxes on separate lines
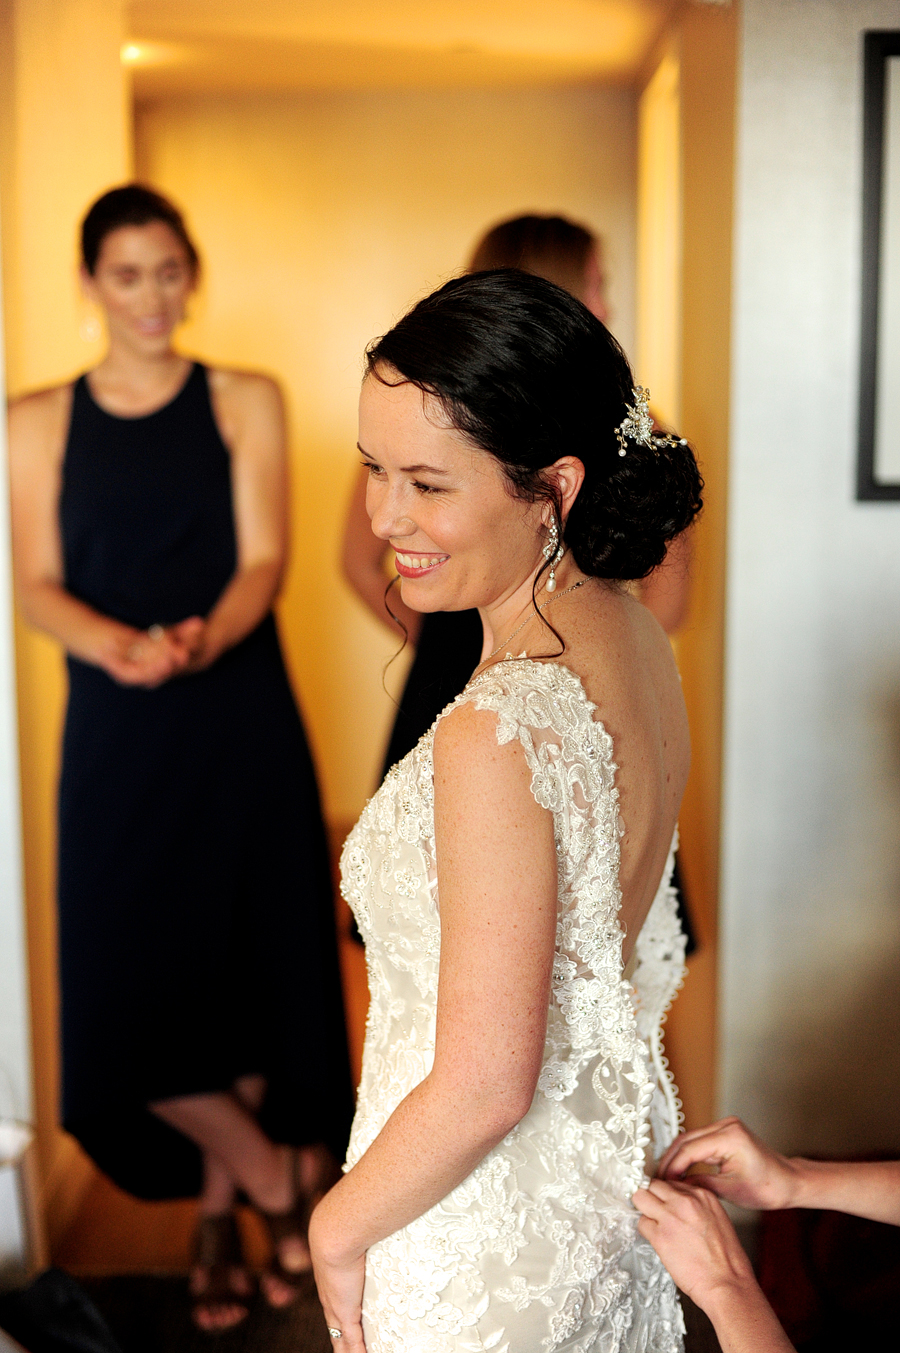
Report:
8,184,352,1330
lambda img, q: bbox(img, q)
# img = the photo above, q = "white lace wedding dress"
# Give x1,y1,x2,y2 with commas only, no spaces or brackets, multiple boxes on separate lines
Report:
341,659,687,1353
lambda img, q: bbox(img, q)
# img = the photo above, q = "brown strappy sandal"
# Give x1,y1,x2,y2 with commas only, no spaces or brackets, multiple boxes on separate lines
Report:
191,1212,253,1331
258,1145,342,1307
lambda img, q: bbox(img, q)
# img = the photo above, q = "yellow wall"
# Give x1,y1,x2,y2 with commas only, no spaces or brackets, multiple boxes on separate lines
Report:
134,82,638,825
645,2,737,1130
0,0,131,1237
636,46,681,429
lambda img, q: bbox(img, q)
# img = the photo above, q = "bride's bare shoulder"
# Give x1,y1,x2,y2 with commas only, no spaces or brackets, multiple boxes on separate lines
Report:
576,579,674,664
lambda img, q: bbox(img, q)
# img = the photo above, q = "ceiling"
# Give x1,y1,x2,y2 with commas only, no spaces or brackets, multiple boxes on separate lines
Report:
125,0,680,98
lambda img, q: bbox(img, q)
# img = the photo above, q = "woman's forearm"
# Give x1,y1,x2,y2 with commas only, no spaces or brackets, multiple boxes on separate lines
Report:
701,1278,796,1353
342,550,422,643
634,1179,796,1353
787,1157,900,1225
18,579,194,685
311,1070,526,1264
18,579,138,663
199,559,283,664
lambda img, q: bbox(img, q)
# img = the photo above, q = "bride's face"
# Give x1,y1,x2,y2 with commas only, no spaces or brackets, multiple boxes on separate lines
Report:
359,371,545,614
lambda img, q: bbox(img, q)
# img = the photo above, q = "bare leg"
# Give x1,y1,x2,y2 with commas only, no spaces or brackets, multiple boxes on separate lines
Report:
177,1077,268,1331
197,1075,269,1216
151,1079,322,1306
151,1090,293,1210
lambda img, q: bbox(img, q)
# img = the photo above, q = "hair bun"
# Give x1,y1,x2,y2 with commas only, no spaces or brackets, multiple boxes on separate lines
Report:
566,436,703,579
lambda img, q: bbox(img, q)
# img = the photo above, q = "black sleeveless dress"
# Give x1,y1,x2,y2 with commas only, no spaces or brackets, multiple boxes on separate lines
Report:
57,364,353,1198
380,610,483,777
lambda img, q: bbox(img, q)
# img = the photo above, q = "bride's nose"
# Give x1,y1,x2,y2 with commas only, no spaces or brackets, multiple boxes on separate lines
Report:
368,481,415,542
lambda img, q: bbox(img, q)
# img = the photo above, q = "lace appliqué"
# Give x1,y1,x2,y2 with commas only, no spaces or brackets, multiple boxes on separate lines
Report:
340,660,687,1352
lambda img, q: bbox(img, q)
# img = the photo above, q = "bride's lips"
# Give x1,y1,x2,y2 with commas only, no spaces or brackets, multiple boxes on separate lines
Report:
394,551,449,579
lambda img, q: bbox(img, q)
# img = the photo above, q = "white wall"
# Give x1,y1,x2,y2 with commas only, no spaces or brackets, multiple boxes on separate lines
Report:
0,217,33,1270
0,325,29,1123
721,0,900,1155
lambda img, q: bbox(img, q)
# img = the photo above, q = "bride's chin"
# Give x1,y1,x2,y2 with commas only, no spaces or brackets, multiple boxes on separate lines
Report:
398,588,466,616
400,596,445,614
397,578,444,610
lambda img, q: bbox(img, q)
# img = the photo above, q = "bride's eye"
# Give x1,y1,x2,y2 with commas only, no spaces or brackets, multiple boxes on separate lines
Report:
361,459,384,477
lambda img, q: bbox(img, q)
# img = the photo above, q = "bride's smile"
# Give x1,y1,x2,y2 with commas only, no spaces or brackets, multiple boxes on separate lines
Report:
392,551,449,578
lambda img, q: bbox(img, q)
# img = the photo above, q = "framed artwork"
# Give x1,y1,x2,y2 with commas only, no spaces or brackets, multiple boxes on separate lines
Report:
859,30,900,500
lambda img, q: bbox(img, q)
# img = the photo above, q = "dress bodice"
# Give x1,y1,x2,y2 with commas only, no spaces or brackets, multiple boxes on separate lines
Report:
341,660,687,1353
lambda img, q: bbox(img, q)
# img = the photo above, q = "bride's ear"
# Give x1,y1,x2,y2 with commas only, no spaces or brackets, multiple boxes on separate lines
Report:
543,457,585,522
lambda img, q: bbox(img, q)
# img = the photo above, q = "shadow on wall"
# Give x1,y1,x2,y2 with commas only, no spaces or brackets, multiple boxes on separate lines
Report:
773,956,900,1156
747,685,900,1157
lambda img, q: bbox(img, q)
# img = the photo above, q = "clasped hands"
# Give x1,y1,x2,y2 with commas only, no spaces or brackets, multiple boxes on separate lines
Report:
101,615,211,687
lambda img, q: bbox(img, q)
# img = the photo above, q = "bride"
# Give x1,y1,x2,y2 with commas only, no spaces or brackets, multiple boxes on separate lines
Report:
309,270,703,1352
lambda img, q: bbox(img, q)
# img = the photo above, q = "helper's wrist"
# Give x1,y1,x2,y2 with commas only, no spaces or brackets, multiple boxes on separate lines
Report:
699,1270,766,1324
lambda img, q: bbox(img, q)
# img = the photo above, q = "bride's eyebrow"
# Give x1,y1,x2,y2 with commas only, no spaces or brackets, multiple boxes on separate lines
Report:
357,445,450,476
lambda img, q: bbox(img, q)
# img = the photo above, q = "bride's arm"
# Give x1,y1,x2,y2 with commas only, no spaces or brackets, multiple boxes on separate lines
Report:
309,701,557,1350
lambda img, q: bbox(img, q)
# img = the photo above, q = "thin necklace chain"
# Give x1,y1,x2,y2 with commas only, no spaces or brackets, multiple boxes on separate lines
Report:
479,577,586,668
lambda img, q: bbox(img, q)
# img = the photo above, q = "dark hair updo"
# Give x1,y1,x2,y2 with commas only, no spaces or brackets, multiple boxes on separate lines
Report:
81,183,200,277
366,271,703,581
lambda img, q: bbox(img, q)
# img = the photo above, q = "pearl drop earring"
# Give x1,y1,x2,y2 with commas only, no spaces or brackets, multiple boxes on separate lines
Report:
542,518,563,591
79,314,101,343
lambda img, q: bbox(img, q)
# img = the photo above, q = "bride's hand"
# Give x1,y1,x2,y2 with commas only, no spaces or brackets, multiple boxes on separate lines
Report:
309,1207,366,1352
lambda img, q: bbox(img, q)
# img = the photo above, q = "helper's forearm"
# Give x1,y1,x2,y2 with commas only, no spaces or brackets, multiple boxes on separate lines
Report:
787,1157,900,1225
18,579,137,664
702,1278,796,1353
343,555,422,643
201,560,282,662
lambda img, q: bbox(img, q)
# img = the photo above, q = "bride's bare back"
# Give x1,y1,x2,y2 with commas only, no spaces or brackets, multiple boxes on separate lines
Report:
535,578,691,963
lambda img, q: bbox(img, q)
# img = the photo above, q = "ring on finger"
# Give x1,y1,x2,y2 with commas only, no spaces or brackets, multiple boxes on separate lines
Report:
327,1329,343,1341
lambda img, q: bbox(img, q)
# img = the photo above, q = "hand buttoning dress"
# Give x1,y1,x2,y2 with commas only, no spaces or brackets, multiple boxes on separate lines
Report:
341,659,687,1353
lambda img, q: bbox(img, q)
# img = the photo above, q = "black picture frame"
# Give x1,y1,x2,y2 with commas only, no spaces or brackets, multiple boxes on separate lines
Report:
858,31,900,500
